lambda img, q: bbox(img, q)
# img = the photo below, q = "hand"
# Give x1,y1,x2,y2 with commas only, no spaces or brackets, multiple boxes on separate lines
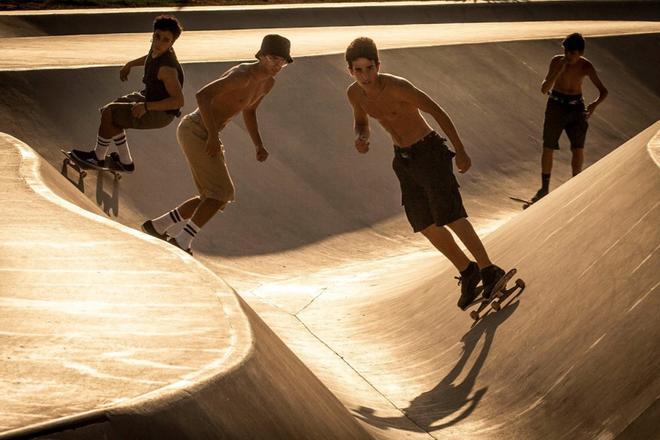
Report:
256,145,269,162
205,136,222,158
120,64,131,81
131,102,147,118
455,150,471,173
585,102,597,119
355,135,370,154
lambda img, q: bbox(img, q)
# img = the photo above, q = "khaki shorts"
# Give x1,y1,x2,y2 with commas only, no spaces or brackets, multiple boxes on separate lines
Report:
100,92,175,130
177,112,235,204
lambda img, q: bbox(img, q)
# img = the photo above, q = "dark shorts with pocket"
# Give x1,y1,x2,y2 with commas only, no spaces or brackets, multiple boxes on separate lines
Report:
542,91,588,149
100,92,175,130
392,131,468,232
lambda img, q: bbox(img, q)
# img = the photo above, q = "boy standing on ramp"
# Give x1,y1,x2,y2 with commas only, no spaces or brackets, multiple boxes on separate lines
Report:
71,15,184,173
344,37,506,309
141,35,293,255
531,32,608,203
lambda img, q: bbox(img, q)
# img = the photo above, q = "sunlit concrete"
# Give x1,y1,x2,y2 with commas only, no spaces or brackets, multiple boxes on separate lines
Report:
1,21,660,70
1,9,659,440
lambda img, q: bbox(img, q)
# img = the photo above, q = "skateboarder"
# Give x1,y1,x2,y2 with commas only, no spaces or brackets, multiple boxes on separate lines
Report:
532,32,608,203
344,37,505,309
71,15,185,173
141,34,293,254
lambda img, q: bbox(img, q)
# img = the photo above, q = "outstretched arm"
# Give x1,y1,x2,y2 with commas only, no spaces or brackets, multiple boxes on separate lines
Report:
347,86,370,154
585,62,608,118
119,55,148,81
401,81,471,173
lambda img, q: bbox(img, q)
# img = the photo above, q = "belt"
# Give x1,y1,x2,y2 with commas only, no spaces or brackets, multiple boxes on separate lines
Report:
548,92,583,106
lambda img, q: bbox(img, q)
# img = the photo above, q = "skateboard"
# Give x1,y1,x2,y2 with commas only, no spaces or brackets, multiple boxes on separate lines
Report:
61,149,122,181
469,268,525,321
509,196,533,210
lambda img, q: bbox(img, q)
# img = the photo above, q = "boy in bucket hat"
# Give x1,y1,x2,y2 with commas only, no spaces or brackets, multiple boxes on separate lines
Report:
141,34,292,254
345,37,506,308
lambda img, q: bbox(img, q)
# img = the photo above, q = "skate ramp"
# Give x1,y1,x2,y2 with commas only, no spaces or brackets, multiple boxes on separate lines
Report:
0,28,659,440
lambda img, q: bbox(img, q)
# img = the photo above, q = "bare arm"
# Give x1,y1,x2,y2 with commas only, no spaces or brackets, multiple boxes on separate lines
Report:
119,55,148,81
541,56,566,94
400,80,471,173
347,85,370,153
242,81,273,162
144,66,184,111
585,62,608,117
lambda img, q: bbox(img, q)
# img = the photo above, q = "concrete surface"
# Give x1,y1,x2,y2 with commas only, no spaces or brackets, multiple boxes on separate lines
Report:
0,8,658,440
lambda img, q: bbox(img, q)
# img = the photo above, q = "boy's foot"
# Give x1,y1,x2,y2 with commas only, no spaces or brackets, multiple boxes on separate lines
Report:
531,188,548,203
167,237,193,256
141,220,168,242
108,152,135,173
481,265,506,300
456,261,482,310
71,149,106,168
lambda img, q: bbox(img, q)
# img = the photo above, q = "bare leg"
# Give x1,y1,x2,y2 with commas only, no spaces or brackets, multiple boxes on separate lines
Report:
447,218,492,269
541,148,554,174
420,224,471,272
176,196,202,219
98,108,124,139
571,148,584,176
190,197,225,228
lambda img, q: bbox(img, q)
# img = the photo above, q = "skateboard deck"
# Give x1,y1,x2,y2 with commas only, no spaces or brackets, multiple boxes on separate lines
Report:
61,149,122,180
469,268,525,321
509,196,533,210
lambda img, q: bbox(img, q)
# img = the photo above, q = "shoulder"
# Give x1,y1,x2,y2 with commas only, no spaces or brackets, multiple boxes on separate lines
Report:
580,57,595,71
384,74,417,98
225,64,252,87
158,49,180,67
346,82,361,100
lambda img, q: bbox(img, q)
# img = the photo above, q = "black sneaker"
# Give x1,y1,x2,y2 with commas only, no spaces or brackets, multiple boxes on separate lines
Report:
141,220,168,242
531,188,548,203
456,261,482,310
71,149,106,168
481,265,506,300
108,152,135,173
167,237,193,256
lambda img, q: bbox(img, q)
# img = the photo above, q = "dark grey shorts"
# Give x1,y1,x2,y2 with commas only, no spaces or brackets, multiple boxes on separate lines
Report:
542,93,588,150
100,92,175,130
392,132,468,232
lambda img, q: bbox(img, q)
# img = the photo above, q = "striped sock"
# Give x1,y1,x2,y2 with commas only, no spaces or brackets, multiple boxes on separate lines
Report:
113,131,132,164
151,208,184,234
174,219,200,249
94,135,111,160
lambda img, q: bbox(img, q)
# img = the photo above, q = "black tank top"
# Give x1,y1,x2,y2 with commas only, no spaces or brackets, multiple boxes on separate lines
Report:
142,48,184,115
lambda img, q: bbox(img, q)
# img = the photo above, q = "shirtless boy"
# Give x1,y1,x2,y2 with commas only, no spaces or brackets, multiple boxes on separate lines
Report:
72,15,184,173
141,34,292,254
345,37,505,308
532,32,608,203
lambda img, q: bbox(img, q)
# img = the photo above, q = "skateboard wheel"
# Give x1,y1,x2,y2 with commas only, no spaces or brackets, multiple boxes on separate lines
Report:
470,311,479,320
492,302,501,311
515,279,525,288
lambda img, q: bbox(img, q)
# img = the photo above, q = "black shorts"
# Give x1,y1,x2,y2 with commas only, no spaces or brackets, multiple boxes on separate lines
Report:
542,91,588,150
392,132,468,232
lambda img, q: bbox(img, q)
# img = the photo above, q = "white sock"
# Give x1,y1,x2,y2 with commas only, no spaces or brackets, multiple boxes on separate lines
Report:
113,131,132,164
174,219,200,249
94,135,111,160
151,208,184,234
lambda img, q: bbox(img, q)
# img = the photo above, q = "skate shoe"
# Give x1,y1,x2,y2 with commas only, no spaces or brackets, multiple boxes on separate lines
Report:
531,188,548,204
456,261,482,310
141,220,168,242
71,149,106,168
108,152,135,173
481,265,506,300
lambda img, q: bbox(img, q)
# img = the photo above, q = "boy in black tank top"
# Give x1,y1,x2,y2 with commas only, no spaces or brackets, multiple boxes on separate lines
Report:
71,15,185,173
